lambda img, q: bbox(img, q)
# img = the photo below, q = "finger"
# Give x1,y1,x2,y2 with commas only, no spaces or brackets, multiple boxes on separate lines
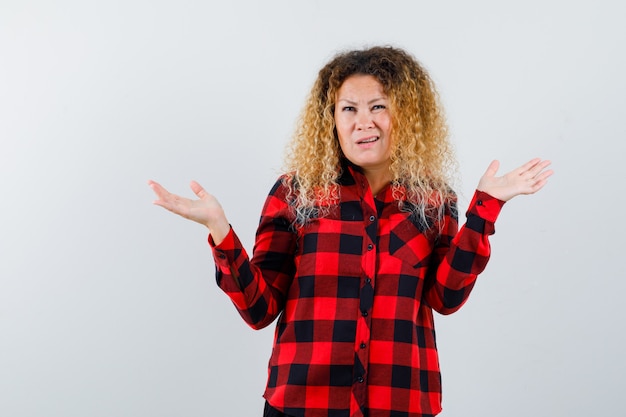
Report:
533,160,552,173
483,160,500,178
528,160,552,178
533,168,554,183
514,158,542,176
147,179,161,192
148,180,171,200
528,179,549,194
148,180,187,209
523,169,553,193
155,193,192,214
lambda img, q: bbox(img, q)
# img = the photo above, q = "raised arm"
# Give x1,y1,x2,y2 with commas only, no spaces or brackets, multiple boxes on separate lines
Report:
148,180,231,245
423,158,553,314
149,178,298,329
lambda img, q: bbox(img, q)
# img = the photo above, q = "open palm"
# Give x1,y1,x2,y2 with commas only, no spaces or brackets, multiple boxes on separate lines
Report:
477,158,553,202
148,180,230,244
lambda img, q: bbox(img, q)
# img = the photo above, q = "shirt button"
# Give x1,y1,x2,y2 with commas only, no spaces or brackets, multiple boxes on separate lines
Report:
360,342,366,349
369,215,375,222
362,310,368,317
477,200,483,206
365,278,371,284
367,244,373,251
357,376,364,383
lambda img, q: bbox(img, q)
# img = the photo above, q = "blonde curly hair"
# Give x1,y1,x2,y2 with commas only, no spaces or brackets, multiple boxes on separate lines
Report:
284,46,457,227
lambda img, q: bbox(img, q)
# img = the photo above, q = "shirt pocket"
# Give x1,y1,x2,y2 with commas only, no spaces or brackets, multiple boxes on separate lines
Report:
386,216,435,270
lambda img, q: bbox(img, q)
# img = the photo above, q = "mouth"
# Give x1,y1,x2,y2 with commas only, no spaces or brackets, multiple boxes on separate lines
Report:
356,136,379,145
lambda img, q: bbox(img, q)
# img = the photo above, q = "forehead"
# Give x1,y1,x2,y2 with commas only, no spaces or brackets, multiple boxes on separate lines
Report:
336,74,386,99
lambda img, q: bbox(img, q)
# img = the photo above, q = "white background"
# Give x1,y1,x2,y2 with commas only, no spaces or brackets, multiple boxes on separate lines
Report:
1,1,624,416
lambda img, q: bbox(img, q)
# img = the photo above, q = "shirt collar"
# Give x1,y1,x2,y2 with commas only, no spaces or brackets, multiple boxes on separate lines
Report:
339,158,395,202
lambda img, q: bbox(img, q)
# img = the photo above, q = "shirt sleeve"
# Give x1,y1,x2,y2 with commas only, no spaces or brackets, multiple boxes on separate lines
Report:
209,178,297,329
422,190,505,315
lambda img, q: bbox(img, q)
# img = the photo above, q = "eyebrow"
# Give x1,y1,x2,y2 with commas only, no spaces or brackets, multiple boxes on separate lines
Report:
337,97,387,105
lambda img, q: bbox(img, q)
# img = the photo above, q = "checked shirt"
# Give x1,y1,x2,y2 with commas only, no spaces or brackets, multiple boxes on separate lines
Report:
210,163,504,417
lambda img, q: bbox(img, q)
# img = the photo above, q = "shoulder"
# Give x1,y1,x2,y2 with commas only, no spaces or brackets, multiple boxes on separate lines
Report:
261,174,298,223
267,173,297,200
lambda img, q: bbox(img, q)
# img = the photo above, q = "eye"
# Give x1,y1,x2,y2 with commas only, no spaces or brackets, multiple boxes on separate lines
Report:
342,106,356,112
372,104,386,112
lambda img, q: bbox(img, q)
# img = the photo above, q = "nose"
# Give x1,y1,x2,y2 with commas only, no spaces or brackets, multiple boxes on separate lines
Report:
356,111,374,129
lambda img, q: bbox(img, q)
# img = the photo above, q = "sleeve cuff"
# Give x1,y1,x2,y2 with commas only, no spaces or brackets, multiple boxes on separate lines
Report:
467,190,505,223
208,226,239,267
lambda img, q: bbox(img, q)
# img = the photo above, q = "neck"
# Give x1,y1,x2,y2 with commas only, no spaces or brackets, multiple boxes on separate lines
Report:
364,169,392,196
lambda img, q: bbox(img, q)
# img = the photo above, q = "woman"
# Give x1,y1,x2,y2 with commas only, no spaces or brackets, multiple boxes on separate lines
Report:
149,46,552,417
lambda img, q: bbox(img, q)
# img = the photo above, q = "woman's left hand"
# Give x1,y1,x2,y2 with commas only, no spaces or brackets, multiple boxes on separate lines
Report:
477,158,553,202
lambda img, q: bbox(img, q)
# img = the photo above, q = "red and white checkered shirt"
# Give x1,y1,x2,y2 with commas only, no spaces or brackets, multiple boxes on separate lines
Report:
210,163,504,417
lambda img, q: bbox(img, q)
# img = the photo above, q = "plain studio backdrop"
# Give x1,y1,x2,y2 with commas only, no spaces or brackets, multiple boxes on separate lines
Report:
1,1,624,416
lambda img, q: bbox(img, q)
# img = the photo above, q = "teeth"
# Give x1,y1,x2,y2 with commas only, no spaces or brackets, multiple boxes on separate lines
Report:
360,137,378,144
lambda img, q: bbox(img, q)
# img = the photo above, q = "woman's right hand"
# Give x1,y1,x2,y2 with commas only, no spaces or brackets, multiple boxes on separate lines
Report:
148,180,230,245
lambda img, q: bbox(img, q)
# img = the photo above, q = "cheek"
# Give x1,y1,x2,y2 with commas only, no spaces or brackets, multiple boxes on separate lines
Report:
379,114,392,134
334,119,350,142
337,135,349,155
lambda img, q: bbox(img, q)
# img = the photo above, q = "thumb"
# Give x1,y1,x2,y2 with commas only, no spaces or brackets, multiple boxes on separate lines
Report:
190,180,208,199
483,160,500,178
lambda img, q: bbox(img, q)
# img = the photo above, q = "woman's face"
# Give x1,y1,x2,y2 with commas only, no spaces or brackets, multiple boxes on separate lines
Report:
334,74,392,179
